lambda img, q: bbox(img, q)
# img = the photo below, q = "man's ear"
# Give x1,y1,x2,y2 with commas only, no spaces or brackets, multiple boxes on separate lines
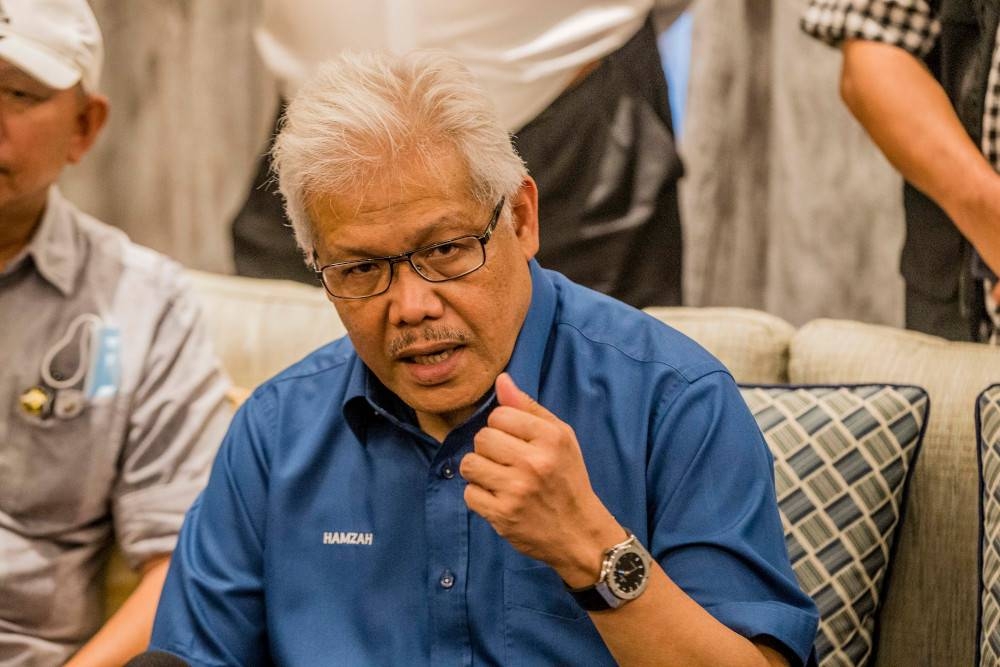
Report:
67,92,109,164
511,176,540,260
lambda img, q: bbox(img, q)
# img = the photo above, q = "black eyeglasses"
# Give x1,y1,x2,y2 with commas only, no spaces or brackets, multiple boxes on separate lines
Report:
314,197,505,300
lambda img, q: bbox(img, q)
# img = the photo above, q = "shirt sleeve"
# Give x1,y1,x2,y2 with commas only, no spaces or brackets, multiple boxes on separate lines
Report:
801,0,941,58
150,389,273,666
112,275,232,570
647,371,819,667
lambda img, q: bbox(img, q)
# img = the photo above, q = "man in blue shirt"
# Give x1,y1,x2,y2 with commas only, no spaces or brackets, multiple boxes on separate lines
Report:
150,50,818,666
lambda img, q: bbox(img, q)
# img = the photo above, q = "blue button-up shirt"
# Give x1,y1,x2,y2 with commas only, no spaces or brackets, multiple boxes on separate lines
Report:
151,261,818,666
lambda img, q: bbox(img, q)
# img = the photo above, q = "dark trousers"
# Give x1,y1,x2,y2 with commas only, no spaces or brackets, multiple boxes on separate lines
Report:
232,110,314,284
512,17,683,307
232,17,683,308
903,0,994,341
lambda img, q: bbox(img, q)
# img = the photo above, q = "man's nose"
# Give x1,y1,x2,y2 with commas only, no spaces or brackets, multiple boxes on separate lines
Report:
386,261,445,325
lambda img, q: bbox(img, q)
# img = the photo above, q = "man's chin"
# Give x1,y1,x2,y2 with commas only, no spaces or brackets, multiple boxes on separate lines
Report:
403,386,476,414
399,382,490,425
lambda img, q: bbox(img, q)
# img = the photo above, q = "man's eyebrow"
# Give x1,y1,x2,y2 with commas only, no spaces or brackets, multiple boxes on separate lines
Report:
328,215,475,260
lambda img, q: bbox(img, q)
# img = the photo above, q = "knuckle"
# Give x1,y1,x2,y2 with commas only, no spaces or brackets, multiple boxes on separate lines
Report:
534,459,555,479
527,450,557,477
557,422,575,440
488,406,512,427
536,421,561,444
499,504,521,529
507,476,531,499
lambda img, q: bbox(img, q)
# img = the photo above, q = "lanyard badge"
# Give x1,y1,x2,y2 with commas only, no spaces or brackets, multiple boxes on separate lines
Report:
20,314,122,420
84,322,121,400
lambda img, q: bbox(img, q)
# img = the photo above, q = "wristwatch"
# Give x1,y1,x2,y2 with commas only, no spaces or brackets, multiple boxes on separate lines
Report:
566,530,652,611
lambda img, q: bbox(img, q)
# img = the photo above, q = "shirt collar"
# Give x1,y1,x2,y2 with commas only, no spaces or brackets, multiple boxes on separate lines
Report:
342,259,558,441
26,187,80,296
343,356,375,441
503,259,557,401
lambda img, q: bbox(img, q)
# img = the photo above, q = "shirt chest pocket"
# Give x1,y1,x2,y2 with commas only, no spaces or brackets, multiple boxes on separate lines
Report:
1,375,122,524
502,564,614,666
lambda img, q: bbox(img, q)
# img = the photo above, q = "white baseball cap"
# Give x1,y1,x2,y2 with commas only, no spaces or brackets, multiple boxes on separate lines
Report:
0,0,103,91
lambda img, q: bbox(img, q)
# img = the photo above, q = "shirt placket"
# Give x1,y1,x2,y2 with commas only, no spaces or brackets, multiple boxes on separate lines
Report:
425,427,474,666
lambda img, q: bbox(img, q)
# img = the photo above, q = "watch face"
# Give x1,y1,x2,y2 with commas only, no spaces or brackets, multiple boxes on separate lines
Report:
611,550,647,597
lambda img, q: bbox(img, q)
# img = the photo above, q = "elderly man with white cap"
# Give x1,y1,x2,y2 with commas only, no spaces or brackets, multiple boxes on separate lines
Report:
0,1,231,665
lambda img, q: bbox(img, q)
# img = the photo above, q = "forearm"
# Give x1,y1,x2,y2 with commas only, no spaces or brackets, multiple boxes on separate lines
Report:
555,517,785,667
589,567,785,666
66,555,171,667
840,38,1000,272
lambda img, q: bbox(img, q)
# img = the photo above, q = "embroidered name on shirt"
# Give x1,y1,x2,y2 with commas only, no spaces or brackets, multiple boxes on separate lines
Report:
323,531,374,546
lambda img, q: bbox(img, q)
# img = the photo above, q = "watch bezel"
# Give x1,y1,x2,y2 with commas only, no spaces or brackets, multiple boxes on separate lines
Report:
604,542,651,601
566,529,653,611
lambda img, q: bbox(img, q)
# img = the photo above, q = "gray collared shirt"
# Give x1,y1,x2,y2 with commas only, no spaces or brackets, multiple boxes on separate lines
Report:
0,188,232,666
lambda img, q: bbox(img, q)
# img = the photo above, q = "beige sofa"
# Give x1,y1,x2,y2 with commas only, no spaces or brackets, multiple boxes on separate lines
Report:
106,270,1000,666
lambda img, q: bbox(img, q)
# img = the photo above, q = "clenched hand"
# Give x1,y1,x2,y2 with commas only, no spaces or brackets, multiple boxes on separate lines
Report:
460,372,625,587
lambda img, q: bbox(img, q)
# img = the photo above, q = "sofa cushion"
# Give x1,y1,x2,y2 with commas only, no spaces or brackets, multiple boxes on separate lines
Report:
978,384,1000,666
741,384,928,667
186,270,346,390
789,319,1000,667
644,307,795,383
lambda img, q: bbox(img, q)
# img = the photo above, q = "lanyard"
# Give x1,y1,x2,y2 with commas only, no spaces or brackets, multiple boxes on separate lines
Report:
20,314,122,420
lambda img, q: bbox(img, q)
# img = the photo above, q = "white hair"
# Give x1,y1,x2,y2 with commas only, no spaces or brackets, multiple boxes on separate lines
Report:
271,50,528,259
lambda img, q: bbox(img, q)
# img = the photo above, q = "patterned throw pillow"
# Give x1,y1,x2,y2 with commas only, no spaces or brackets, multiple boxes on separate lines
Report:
977,384,1000,666
740,385,929,667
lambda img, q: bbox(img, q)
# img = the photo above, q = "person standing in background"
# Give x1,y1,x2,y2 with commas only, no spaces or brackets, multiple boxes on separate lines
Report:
803,0,1000,342
233,1,689,309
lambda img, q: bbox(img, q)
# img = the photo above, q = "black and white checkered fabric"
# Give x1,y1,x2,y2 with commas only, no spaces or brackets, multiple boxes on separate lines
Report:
977,384,1000,666
803,0,1000,177
982,34,1000,168
742,384,928,667
801,0,940,57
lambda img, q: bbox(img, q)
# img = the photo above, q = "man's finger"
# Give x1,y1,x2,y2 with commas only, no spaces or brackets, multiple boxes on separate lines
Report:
460,451,518,492
474,426,529,465
487,405,556,444
495,372,556,422
463,482,500,521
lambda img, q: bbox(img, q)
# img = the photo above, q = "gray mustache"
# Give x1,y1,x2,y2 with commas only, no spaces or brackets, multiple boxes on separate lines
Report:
388,328,470,357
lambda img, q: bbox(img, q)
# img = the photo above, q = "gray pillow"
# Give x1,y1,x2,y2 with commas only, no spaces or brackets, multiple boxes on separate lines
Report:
741,384,928,667
977,384,1000,666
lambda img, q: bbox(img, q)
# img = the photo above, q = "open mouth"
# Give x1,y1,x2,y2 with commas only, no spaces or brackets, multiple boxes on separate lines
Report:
402,345,463,365
409,348,458,365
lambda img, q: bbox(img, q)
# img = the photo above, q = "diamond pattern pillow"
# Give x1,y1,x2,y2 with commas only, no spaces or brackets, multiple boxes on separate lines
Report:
977,384,1000,666
741,385,929,667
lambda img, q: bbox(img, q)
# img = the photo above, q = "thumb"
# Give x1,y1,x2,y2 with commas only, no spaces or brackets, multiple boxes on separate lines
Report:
495,372,555,421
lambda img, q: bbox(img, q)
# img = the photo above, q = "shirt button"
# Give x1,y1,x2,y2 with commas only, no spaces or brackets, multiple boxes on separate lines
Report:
440,460,455,479
439,570,455,589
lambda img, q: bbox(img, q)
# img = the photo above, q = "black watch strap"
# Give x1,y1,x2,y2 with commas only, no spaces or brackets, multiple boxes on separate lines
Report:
567,583,614,611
